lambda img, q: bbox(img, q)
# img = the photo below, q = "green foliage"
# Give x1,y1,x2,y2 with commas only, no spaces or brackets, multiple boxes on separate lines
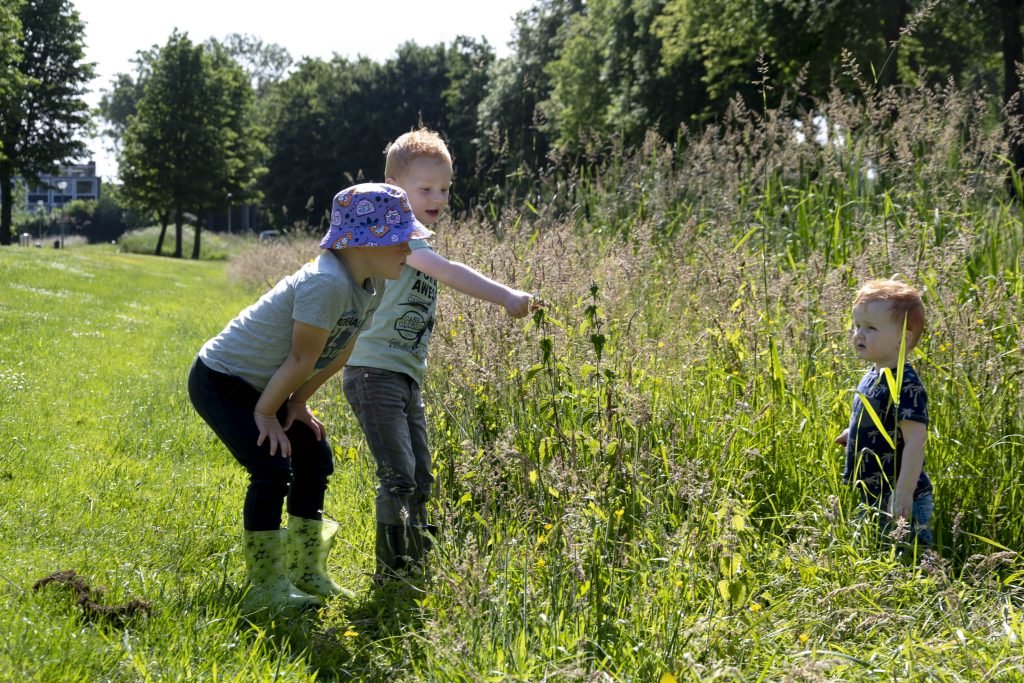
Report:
119,31,265,259
0,0,94,244
442,36,496,206
4,75,1024,678
212,32,293,95
476,0,582,178
260,37,496,224
117,225,234,260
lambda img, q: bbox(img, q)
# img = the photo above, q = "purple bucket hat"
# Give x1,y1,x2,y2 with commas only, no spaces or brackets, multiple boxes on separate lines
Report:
319,182,433,250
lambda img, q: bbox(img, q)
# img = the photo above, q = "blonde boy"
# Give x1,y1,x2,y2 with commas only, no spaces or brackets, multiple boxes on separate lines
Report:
343,129,532,580
835,279,933,546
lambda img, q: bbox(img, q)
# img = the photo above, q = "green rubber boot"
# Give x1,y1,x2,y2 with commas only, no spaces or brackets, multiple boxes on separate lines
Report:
242,529,320,612
286,515,355,599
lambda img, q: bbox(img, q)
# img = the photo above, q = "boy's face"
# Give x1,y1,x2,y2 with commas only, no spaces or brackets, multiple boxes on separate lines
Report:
851,300,909,370
355,242,412,280
388,157,453,227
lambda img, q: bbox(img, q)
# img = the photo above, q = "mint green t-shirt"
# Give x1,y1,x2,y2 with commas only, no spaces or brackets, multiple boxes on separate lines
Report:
346,239,437,385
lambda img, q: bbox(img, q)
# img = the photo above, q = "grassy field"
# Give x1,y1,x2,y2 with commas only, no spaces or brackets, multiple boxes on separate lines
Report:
3,81,1024,681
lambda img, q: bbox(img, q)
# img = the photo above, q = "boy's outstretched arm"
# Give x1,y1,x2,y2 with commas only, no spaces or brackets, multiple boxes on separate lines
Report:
890,420,927,522
408,249,532,318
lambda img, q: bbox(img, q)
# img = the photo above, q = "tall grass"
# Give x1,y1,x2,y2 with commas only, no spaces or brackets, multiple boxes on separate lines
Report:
2,75,1024,680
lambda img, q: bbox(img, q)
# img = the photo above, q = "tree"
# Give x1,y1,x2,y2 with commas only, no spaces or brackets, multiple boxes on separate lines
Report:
120,31,264,258
0,0,94,246
96,48,156,159
999,0,1024,173
0,2,22,112
477,0,583,183
213,33,292,95
443,36,496,205
543,0,692,153
261,57,370,226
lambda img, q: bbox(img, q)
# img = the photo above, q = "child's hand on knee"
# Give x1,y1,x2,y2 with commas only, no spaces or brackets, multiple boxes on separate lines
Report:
283,400,326,441
254,411,291,457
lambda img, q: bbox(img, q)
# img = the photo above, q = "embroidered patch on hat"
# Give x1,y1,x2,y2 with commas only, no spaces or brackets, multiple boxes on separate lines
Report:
355,199,374,216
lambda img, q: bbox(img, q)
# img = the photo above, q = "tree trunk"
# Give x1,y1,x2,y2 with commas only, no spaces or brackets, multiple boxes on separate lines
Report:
1002,0,1024,178
173,207,183,258
880,0,910,89
0,171,13,246
191,210,202,260
154,211,169,256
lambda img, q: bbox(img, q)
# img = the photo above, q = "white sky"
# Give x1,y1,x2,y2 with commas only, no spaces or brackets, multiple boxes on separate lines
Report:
73,0,537,179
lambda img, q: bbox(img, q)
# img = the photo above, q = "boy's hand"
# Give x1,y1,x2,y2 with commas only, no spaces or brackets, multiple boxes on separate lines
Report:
283,399,326,441
503,290,534,318
834,429,849,447
889,490,913,524
254,411,291,457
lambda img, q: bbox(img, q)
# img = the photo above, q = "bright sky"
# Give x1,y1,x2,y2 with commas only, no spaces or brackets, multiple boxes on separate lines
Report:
73,0,537,179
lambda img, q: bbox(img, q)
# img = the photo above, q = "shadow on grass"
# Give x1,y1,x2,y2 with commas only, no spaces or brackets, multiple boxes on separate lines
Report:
233,578,433,682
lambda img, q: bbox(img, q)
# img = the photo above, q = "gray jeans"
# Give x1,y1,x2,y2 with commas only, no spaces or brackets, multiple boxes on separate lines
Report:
343,366,433,527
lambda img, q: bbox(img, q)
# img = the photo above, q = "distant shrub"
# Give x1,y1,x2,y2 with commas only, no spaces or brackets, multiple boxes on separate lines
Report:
118,226,232,260
226,236,319,291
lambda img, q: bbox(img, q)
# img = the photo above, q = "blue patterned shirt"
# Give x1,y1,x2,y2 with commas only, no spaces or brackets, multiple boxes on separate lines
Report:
844,363,931,500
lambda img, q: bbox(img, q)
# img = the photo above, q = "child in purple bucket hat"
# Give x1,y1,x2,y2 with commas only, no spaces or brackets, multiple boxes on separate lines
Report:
188,183,431,614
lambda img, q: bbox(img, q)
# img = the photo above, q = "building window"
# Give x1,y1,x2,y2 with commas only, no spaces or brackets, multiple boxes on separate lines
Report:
76,180,94,194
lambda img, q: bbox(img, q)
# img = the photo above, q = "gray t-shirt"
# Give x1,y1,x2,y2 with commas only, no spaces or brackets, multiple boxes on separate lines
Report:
199,252,383,390
346,239,436,385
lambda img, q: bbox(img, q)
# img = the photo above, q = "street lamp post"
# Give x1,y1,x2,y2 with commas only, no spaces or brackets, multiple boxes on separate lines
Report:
226,192,233,234
35,200,44,242
56,180,67,247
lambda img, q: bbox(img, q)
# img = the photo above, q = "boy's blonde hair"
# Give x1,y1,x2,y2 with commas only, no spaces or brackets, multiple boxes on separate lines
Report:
854,279,926,345
384,128,452,180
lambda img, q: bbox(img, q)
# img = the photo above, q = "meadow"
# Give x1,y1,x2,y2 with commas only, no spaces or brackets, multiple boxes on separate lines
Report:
2,78,1024,681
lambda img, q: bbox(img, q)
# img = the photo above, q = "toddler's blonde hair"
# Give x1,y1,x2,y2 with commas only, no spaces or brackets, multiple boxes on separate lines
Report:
854,279,926,346
384,128,452,180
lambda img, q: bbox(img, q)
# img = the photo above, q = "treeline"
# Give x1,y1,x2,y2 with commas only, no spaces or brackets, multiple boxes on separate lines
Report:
3,0,1024,250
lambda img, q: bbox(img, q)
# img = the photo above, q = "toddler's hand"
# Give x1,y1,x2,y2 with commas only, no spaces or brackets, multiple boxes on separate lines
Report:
834,429,849,447
889,491,913,525
254,411,291,457
504,290,533,319
282,400,326,442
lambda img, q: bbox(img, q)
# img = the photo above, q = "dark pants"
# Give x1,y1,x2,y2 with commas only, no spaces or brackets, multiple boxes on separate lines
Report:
342,366,432,527
187,357,334,531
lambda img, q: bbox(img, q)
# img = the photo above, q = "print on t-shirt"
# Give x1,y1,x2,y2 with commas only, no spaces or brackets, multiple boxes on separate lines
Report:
389,271,436,358
316,311,362,368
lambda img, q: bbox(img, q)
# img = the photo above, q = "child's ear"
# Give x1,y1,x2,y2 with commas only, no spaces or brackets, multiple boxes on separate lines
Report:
385,176,397,185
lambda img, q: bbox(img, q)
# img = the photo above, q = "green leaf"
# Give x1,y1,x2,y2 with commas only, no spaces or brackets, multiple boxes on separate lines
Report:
718,578,747,605
730,224,760,254
855,390,896,449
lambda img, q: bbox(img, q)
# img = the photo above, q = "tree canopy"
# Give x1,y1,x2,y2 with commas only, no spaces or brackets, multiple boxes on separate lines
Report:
0,0,93,245
79,0,1024,236
119,31,265,258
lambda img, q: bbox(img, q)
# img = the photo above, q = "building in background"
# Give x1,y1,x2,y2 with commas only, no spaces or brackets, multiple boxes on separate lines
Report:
23,161,101,211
